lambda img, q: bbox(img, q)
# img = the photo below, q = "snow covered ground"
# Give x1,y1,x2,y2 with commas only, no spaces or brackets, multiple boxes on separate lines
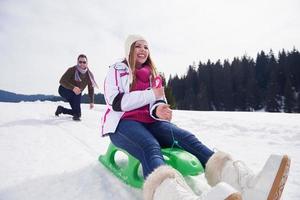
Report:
0,101,299,199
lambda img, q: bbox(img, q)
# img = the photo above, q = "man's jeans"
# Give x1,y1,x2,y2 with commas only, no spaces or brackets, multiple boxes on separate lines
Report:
110,119,214,178
58,85,81,117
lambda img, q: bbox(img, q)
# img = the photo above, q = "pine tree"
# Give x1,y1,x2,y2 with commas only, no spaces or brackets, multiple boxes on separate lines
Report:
244,57,258,111
255,51,269,109
222,60,234,111
283,77,296,113
197,60,213,110
265,52,281,112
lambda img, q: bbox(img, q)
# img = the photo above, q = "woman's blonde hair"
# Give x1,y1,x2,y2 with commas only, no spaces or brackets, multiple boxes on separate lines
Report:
128,42,157,90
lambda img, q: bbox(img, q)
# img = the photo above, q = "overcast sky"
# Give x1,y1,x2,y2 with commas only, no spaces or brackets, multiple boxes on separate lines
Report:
1,0,299,95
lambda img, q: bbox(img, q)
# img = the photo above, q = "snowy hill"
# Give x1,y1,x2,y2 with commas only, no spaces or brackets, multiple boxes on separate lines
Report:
0,101,299,199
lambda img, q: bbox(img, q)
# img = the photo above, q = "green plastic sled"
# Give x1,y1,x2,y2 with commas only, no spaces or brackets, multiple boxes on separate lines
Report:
99,143,204,188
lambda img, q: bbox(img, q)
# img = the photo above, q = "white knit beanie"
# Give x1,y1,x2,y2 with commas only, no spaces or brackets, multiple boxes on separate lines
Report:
124,34,147,63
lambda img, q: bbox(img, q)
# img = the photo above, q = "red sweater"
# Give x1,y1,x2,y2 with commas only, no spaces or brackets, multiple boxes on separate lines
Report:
121,65,156,123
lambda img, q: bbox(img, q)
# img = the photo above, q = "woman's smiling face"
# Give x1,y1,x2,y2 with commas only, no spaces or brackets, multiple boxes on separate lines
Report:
133,40,149,67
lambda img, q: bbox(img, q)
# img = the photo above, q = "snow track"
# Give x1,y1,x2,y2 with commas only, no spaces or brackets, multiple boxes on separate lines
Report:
0,101,299,199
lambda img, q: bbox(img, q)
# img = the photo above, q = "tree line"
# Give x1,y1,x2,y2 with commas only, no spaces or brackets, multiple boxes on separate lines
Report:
165,48,300,113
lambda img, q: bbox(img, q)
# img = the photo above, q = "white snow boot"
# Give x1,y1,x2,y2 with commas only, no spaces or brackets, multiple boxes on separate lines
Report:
143,165,242,200
205,152,290,200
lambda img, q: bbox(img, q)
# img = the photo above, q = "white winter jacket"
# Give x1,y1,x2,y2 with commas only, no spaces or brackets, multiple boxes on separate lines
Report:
101,61,167,136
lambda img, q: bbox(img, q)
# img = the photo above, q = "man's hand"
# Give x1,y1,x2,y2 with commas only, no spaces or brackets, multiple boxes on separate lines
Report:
90,103,94,109
73,87,81,95
156,104,172,121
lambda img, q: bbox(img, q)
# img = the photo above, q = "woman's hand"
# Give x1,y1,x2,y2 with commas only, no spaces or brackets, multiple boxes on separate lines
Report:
156,104,172,121
152,87,164,99
73,87,81,95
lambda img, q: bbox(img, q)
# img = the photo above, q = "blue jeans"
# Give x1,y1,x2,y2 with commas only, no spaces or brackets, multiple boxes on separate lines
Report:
58,85,81,117
109,119,214,178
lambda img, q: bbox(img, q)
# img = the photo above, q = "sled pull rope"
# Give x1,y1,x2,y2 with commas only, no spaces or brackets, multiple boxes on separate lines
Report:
169,124,182,150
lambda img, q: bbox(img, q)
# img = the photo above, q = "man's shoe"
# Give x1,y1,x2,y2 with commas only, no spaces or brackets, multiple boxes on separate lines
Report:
55,106,64,116
72,115,81,121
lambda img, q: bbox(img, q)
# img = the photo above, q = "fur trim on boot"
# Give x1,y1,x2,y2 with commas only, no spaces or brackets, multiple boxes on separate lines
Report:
143,165,242,200
143,165,180,200
205,151,232,186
